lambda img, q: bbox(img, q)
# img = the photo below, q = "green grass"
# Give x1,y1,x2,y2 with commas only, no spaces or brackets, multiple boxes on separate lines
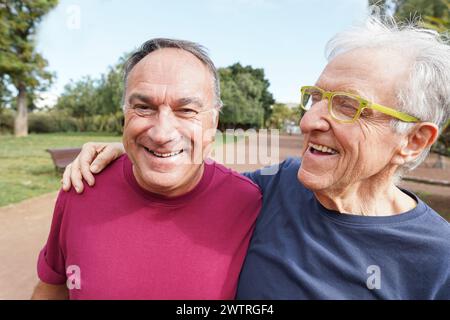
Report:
0,132,122,207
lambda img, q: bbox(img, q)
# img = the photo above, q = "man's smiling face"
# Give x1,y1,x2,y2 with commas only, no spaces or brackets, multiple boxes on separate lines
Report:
122,48,218,196
297,48,410,193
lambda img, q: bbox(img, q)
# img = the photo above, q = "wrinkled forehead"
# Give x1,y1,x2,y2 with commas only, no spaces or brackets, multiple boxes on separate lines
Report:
316,48,411,103
126,48,213,96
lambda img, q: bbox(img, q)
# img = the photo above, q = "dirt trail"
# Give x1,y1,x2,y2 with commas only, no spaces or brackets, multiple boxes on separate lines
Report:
0,192,57,299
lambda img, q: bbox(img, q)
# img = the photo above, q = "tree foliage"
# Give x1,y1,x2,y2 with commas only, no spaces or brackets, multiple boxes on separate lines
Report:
368,0,450,31
56,60,275,132
266,103,300,130
56,57,125,115
219,63,274,129
56,76,97,131
0,0,58,136
0,75,11,109
55,56,125,133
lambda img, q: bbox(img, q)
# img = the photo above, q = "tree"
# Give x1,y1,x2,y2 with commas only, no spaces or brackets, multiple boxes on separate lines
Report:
0,75,11,110
368,0,450,31
266,103,296,130
94,56,126,115
419,0,450,32
54,54,127,132
0,0,58,137
55,54,126,117
56,77,97,131
218,63,275,129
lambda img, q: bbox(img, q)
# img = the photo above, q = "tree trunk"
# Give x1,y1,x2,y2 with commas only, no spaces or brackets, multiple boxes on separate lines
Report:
14,84,28,137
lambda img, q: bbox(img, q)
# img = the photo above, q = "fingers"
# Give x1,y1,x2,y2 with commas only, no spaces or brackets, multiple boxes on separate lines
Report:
70,155,84,194
61,142,105,193
60,142,125,193
61,163,72,192
78,142,106,187
61,156,84,193
90,142,125,173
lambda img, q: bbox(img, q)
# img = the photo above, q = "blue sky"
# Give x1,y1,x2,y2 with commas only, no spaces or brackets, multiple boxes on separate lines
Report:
36,0,369,105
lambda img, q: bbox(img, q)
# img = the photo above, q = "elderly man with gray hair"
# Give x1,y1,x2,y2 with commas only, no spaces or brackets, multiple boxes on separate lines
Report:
236,17,450,300
61,16,449,299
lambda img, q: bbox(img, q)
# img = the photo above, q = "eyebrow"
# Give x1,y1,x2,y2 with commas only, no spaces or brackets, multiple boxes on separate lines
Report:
127,93,205,109
337,87,365,97
127,93,157,106
315,84,367,97
175,97,205,109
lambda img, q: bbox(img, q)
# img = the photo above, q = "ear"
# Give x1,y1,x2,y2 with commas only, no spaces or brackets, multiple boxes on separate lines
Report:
392,122,439,165
212,108,219,128
210,109,219,141
202,109,219,146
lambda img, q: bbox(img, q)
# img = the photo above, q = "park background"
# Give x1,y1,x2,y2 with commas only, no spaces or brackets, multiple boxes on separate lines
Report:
0,0,449,299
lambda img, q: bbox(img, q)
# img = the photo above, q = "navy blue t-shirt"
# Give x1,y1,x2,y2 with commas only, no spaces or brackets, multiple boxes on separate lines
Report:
237,157,450,299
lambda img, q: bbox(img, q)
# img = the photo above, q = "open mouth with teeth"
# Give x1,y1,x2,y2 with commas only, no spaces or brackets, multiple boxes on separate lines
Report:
308,142,338,155
144,147,184,158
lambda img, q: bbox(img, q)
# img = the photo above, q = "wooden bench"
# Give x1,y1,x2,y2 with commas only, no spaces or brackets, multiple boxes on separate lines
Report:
46,147,82,171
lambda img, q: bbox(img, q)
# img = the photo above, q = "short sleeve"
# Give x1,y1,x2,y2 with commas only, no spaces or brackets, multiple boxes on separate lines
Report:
37,190,68,285
242,161,285,192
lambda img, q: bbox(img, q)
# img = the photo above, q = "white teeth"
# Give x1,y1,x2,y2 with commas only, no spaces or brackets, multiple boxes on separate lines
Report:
308,142,338,155
146,148,183,158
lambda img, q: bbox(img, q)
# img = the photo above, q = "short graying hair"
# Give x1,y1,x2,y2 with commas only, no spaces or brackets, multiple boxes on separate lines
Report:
325,15,450,172
122,38,223,109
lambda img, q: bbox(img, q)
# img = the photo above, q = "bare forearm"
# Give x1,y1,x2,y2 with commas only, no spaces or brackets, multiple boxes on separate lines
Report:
31,281,69,300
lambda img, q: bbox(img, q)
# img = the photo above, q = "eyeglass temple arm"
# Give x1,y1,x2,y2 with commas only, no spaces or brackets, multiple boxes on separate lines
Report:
369,103,420,122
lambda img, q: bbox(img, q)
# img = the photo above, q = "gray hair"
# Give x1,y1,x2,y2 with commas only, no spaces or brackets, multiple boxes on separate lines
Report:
122,38,223,110
325,15,450,172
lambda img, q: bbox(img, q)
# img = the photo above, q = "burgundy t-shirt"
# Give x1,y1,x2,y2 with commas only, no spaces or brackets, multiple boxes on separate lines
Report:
37,155,261,299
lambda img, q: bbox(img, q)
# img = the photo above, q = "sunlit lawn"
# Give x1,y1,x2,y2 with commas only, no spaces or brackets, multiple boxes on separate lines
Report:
0,132,122,207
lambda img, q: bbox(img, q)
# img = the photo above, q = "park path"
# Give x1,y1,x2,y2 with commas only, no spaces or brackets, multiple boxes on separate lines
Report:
0,192,56,299
0,134,449,299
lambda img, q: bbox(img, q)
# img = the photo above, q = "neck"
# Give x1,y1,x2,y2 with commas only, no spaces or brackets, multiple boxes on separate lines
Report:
314,171,417,217
133,163,205,198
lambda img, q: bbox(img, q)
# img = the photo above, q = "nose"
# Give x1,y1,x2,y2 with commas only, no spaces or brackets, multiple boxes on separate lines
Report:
300,99,331,134
148,105,180,145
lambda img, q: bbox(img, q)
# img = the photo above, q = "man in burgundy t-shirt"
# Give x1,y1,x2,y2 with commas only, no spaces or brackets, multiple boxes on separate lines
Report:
33,39,262,299
38,155,261,299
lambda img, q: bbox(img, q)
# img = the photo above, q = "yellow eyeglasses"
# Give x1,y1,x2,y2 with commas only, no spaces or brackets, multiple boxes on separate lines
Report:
300,86,420,124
